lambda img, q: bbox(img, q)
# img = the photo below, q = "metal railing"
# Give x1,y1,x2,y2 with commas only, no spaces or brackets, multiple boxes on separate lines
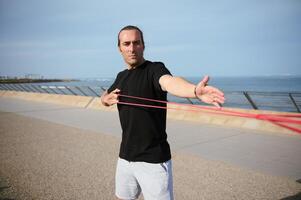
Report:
0,83,300,113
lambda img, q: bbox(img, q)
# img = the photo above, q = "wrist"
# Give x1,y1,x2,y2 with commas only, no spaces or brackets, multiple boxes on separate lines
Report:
194,86,201,100
100,95,109,106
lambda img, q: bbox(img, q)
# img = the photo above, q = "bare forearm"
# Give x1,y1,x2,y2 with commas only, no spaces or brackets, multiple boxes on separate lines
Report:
160,76,196,98
160,74,225,107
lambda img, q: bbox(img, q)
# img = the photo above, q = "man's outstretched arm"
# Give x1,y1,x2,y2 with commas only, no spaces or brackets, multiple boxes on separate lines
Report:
159,75,225,108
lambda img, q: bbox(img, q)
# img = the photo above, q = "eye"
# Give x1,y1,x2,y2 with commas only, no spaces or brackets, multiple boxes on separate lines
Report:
123,42,130,46
133,41,141,45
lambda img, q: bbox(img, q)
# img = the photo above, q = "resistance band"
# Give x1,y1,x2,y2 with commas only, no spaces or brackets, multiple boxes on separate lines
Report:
117,94,301,134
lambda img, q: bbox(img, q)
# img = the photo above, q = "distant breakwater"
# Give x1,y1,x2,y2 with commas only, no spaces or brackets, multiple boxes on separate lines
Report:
0,78,77,84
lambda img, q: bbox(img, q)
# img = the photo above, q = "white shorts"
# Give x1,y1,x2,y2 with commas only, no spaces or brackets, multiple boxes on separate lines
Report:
115,158,173,200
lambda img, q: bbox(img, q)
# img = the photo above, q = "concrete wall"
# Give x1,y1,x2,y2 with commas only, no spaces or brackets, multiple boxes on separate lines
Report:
0,90,93,108
1,90,300,135
166,104,300,135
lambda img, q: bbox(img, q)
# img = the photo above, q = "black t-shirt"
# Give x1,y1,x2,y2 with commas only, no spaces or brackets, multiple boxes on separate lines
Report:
108,60,172,163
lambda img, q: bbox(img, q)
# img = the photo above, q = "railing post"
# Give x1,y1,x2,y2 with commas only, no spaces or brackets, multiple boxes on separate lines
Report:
289,93,300,113
27,84,39,93
75,86,88,96
243,91,258,110
19,84,30,92
1,85,7,90
18,84,28,92
39,86,50,94
13,84,24,92
9,84,20,91
87,86,100,97
186,98,194,104
57,86,68,95
5,84,14,91
100,87,106,92
66,86,77,95
49,87,59,94
24,84,35,93
32,85,44,93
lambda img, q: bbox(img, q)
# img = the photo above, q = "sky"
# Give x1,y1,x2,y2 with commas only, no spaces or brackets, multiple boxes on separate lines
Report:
0,0,300,79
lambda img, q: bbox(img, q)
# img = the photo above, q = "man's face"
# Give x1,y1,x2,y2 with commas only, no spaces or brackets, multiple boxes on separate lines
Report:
118,29,145,68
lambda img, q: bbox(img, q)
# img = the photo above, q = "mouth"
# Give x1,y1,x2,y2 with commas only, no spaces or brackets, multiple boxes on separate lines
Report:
129,55,137,58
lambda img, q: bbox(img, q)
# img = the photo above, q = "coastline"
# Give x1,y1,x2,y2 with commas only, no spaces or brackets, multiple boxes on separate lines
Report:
0,78,78,84
0,76,300,113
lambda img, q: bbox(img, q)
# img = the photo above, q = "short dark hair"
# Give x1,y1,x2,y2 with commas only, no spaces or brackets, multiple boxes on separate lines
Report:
117,25,145,47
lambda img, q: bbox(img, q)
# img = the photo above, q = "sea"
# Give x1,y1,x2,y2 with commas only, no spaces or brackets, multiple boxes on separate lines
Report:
27,76,301,112
39,75,301,92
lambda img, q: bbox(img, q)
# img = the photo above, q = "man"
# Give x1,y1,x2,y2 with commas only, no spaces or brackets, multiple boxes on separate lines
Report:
101,25,225,200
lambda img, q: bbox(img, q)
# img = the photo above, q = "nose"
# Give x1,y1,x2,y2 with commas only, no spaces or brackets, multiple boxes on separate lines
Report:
128,42,135,52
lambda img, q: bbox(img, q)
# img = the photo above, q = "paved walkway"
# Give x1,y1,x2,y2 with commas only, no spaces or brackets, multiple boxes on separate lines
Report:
1,97,300,179
0,97,301,199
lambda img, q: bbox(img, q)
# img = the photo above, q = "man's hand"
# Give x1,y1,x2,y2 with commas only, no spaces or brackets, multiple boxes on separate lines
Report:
195,76,225,108
101,88,120,106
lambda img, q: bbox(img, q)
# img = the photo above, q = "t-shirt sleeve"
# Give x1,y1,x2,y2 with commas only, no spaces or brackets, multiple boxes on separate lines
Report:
152,62,172,92
107,71,122,93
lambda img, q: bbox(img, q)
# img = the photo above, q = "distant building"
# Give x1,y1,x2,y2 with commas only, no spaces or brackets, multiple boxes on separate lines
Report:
0,76,14,80
25,74,43,79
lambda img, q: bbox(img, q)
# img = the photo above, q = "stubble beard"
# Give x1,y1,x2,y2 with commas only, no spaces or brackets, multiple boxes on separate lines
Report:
126,55,144,69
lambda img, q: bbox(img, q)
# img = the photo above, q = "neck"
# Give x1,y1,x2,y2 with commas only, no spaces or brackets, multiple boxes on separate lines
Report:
127,58,146,70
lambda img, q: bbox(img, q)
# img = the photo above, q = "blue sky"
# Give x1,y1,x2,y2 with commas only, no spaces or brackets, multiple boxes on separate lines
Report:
0,0,300,78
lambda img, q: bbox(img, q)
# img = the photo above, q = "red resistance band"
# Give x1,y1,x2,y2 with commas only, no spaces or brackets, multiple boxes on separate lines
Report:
117,94,301,134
